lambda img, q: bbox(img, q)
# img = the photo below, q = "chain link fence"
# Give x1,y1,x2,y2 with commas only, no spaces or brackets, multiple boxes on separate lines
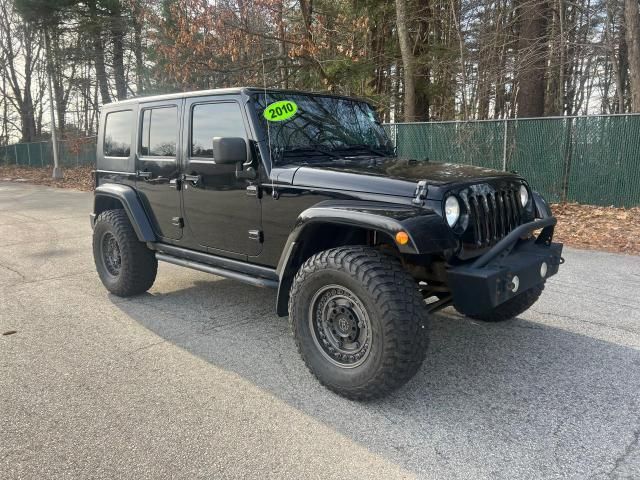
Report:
386,114,640,207
1,115,639,207
0,137,97,168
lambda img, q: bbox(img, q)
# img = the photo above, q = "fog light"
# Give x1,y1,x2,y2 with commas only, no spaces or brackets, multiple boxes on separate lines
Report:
510,275,520,293
540,262,548,278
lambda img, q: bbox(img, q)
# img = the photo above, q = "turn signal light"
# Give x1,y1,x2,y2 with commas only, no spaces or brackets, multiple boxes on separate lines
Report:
395,231,409,245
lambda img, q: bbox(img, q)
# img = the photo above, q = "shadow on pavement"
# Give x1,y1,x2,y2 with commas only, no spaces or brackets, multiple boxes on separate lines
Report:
113,277,640,478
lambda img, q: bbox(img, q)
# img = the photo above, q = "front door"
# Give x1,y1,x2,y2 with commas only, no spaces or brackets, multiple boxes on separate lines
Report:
136,100,183,240
181,98,261,256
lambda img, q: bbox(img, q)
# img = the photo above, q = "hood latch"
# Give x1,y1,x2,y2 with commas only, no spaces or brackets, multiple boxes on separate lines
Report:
413,180,428,206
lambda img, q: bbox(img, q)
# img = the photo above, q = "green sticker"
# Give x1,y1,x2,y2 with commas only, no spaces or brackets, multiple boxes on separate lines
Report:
264,100,298,121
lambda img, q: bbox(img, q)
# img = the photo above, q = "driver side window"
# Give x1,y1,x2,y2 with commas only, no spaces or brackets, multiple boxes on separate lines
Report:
191,102,247,159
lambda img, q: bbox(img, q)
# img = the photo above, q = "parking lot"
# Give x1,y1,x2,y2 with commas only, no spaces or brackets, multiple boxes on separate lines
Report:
1,182,640,479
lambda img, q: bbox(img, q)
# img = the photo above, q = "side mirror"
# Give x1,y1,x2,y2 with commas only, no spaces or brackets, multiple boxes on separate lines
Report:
212,137,247,164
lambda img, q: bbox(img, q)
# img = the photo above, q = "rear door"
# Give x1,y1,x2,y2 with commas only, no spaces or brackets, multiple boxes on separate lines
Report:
136,100,183,240
181,97,261,256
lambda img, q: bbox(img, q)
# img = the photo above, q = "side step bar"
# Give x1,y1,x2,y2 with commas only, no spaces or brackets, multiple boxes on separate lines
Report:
155,252,279,289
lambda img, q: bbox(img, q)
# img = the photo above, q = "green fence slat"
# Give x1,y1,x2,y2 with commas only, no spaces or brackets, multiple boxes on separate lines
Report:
0,138,97,169
386,116,640,207
2,117,640,207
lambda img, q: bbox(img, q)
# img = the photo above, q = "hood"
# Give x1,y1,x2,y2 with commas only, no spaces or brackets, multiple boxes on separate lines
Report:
290,157,519,198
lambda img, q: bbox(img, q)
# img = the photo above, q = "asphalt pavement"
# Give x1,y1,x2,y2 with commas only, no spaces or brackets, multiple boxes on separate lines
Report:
1,182,640,479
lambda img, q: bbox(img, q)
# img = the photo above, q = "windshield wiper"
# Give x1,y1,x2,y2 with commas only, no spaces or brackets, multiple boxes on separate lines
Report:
283,146,343,159
335,144,390,157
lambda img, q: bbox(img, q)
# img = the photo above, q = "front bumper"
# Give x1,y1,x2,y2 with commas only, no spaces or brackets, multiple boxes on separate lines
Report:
447,217,563,316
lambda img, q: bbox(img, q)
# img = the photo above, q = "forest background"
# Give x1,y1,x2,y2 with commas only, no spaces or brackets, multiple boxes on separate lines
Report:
1,0,640,144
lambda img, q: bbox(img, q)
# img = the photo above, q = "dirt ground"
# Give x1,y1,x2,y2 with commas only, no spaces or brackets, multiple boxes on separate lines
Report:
1,165,638,255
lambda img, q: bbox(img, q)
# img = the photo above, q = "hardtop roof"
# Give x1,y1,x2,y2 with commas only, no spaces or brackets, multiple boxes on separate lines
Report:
101,87,372,109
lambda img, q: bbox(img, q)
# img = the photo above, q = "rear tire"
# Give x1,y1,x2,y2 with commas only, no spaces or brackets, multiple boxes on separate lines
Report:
93,209,157,296
289,246,429,400
463,283,544,322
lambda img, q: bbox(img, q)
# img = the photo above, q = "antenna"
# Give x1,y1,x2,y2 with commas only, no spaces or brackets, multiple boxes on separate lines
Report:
262,54,277,197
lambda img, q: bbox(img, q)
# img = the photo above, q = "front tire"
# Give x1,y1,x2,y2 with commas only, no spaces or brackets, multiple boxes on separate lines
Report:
289,246,429,400
93,209,157,296
463,283,544,322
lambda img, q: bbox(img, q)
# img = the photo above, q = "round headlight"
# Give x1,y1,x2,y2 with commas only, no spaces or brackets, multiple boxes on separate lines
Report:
445,196,460,227
519,185,529,207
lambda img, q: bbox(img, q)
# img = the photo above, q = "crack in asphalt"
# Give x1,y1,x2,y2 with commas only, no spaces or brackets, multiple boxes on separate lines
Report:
531,309,640,336
605,425,640,479
126,340,167,356
0,260,26,280
2,269,95,289
0,234,88,248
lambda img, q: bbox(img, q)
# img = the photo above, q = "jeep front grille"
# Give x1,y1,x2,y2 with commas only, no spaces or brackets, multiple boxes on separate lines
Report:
465,187,524,247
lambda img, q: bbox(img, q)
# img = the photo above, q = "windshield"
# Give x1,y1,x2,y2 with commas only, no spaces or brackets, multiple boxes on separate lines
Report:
252,92,394,164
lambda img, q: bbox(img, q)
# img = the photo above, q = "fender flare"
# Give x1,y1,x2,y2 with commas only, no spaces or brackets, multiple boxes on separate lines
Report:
274,200,457,316
93,183,156,242
532,190,552,219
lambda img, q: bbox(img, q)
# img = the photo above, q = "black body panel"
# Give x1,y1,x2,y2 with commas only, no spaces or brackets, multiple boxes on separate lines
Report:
135,99,183,240
292,158,518,190
93,184,156,242
180,95,262,256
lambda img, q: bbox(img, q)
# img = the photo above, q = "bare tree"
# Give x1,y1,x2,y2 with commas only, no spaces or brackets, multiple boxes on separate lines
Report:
625,0,640,111
0,0,41,141
515,0,550,117
395,0,417,121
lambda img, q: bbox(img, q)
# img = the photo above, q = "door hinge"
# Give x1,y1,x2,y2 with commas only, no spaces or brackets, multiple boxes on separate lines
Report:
246,184,260,197
169,178,181,190
413,180,428,205
248,230,263,242
172,217,184,228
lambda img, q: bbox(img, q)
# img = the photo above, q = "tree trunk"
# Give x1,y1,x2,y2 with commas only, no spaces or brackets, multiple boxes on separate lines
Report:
516,0,549,117
277,0,288,88
625,0,640,111
49,28,66,134
20,25,37,141
132,0,145,95
20,89,37,142
111,2,127,101
395,0,416,121
87,0,111,104
1,74,7,144
95,36,111,103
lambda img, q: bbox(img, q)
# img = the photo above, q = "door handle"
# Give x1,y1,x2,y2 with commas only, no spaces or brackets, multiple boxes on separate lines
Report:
183,174,201,186
137,170,152,179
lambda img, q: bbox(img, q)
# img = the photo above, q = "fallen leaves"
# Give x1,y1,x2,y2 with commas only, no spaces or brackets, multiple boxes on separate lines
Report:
1,165,638,255
0,165,94,191
550,203,640,255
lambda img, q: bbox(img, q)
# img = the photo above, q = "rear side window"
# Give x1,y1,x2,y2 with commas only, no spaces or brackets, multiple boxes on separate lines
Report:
104,110,133,157
191,103,246,158
140,107,178,157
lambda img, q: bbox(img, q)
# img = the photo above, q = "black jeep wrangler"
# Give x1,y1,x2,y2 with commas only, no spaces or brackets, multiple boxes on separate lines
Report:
91,88,563,400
